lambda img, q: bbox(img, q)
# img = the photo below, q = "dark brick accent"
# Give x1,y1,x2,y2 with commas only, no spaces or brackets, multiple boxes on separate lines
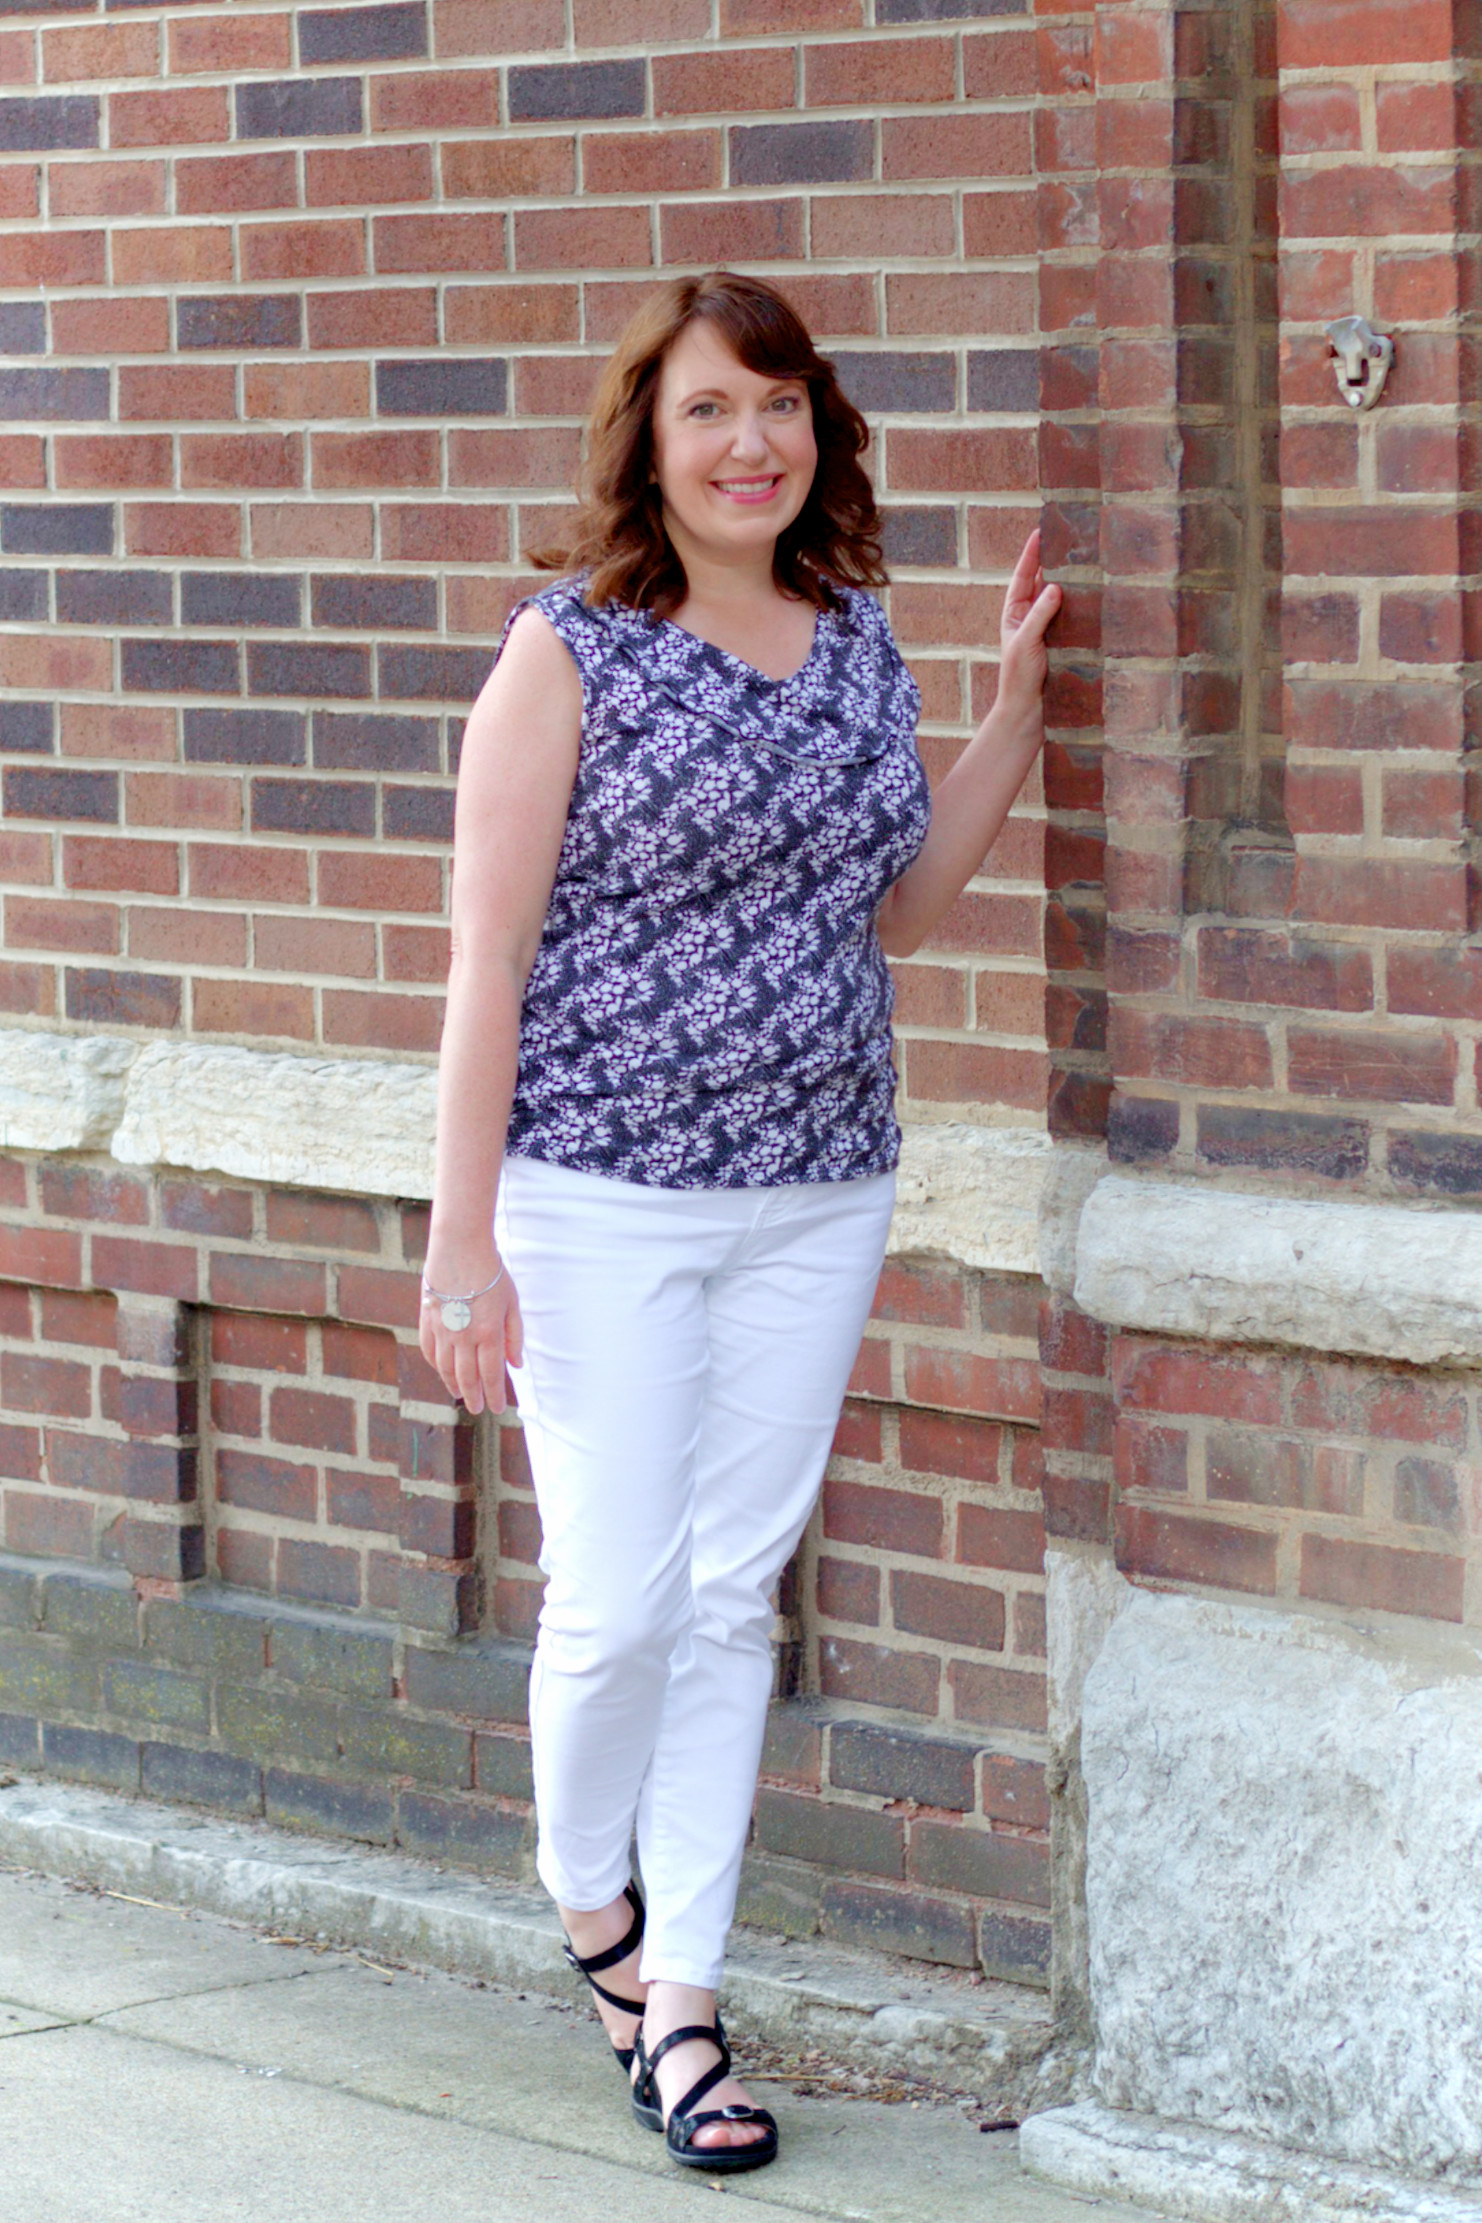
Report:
43,1721,141,1790
877,0,1024,17
121,637,240,695
101,1657,212,1736
184,706,306,766
908,1817,1049,1906
40,1569,137,1650
473,1729,534,1800
182,571,302,629
732,119,873,187
1197,1104,1370,1182
0,702,54,755
141,1740,263,1813
755,1788,904,1879
0,1633,99,1717
177,294,303,351
338,1704,472,1787
235,78,363,141
979,1909,1051,1985
269,1617,394,1701
247,640,371,699
266,1766,395,1842
251,778,375,837
311,573,437,632
736,1849,825,1939
65,967,182,1028
820,1878,977,1969
0,302,45,354
507,59,645,121
0,1709,39,1765
383,783,454,841
375,357,507,417
0,1560,39,1629
378,644,491,701
829,1722,976,1812
55,569,171,626
0,367,109,422
216,1682,341,1769
143,1591,271,1678
5,766,117,823
0,95,99,151
1387,1128,1482,1197
1,504,112,556
0,568,46,621
299,2,427,64
838,351,955,414
967,349,1041,411
1107,1090,1180,1163
123,1520,206,1585
881,507,957,567
313,710,439,772
396,1789,528,1872
402,1638,530,1723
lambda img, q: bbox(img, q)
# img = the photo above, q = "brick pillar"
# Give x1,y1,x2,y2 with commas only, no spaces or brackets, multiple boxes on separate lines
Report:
114,1294,204,1588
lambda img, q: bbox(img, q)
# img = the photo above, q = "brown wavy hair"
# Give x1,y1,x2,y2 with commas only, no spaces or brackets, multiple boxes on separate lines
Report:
531,270,886,617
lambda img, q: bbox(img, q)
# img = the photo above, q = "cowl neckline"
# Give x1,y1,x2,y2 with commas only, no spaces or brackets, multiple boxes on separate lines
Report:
592,584,897,768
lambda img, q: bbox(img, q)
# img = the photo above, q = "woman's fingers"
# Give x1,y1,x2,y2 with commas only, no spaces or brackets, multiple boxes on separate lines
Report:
505,1291,524,1371
453,1332,486,1414
1007,527,1042,608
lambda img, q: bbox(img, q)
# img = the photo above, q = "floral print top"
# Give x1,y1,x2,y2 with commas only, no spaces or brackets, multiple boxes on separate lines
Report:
494,572,932,1189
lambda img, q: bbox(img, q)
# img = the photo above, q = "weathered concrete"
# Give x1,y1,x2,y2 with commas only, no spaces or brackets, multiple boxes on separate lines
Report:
110,1038,439,1199
0,1027,138,1153
1078,1589,1482,2187
1022,2103,1482,2223
1074,1173,1482,1367
0,1861,1155,2223
0,1775,1064,2113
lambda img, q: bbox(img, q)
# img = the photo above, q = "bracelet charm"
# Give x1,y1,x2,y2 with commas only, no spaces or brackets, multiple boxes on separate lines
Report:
421,1265,504,1333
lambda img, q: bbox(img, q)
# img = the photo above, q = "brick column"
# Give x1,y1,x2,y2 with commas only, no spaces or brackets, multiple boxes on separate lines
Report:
114,1293,203,1588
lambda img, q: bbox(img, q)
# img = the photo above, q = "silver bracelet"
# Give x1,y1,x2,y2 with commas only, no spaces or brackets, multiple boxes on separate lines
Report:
420,1265,504,1333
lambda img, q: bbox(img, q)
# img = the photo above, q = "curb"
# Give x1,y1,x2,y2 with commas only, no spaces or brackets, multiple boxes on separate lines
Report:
0,1773,1072,2112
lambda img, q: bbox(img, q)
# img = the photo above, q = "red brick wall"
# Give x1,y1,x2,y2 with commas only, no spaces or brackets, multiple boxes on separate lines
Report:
0,0,1047,1121
1040,0,1482,1637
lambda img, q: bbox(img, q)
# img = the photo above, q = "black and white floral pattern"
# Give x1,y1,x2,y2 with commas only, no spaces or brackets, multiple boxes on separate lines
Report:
495,573,932,1188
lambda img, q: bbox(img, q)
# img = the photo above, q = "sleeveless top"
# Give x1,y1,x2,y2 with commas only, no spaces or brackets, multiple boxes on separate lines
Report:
493,572,932,1189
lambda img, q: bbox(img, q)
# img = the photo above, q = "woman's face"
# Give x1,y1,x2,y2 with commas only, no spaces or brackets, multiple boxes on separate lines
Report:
649,320,818,567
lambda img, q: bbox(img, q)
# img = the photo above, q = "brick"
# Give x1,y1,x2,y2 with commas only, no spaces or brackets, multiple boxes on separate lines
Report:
241,218,366,282
112,85,229,148
43,21,159,81
946,1659,1046,1734
246,642,371,699
369,66,498,131
210,1251,326,1315
823,1476,941,1558
177,294,301,351
838,351,955,414
300,3,427,63
180,572,301,630
653,45,794,115
396,1791,524,1871
509,59,644,120
380,503,507,563
732,119,873,186
1300,1532,1462,1623
177,150,298,214
2,503,111,556
908,1818,1049,1909
580,128,717,195
54,298,169,357
1288,1027,1456,1108
171,12,292,73
377,644,491,700
892,1570,1004,1652
1116,1505,1277,1597
0,94,97,150
1388,1130,1482,1198
312,710,438,773
182,435,304,492
309,287,439,352
266,1768,393,1844
756,1788,904,1879
0,367,107,423
236,77,363,139
1197,1106,1370,1183
54,433,173,489
375,210,504,274
252,779,375,838
374,358,507,420
63,834,178,894
126,505,241,561
118,364,235,421
820,1877,976,1970
956,1505,1045,1576
820,1636,939,1714
816,1555,879,1625
251,504,374,560
658,197,801,264
120,638,240,696
113,223,232,286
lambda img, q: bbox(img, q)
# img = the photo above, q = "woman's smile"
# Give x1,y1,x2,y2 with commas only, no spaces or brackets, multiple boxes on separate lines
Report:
709,473,783,503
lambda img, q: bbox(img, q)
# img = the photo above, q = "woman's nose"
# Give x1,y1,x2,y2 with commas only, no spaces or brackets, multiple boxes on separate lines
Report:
728,416,770,460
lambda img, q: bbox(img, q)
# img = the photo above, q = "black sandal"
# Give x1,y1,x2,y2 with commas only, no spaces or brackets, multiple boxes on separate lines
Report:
631,2019,779,2174
561,1880,648,2081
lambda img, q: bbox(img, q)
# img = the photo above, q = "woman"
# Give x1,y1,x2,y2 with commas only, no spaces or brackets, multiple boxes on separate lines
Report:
420,270,1059,2175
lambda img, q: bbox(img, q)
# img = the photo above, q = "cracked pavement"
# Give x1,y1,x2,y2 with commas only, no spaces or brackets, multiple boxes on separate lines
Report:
0,1863,1150,2223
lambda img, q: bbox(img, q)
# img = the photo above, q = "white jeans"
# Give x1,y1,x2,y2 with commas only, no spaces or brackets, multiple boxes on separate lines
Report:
495,1153,896,1989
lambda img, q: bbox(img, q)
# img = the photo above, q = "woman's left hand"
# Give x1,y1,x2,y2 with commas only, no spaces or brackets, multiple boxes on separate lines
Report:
996,528,1062,730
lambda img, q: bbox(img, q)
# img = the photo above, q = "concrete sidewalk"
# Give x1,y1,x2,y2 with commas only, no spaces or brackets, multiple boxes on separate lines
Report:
0,1860,1156,2223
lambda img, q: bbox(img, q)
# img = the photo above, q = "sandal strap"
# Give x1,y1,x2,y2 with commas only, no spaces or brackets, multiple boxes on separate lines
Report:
580,1970,646,2018
670,2104,777,2154
668,2054,732,2127
644,2021,731,2079
562,1881,644,1978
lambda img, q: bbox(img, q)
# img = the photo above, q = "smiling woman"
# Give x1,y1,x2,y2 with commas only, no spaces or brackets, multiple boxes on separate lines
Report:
417,270,1059,2176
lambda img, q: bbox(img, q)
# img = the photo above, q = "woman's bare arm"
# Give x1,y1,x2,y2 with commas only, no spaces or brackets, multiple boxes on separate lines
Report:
876,530,1061,960
420,606,582,1414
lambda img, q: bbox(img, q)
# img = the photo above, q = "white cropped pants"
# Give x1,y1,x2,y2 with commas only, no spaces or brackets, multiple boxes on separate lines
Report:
494,1154,896,1989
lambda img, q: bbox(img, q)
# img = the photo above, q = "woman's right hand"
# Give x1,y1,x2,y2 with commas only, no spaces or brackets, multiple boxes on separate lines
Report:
419,1252,524,1417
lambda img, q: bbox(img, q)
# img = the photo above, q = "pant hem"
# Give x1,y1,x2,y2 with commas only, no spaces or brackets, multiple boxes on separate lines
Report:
639,1953,726,1991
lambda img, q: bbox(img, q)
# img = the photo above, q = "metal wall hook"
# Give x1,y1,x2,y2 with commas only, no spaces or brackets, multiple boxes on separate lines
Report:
1324,315,1394,411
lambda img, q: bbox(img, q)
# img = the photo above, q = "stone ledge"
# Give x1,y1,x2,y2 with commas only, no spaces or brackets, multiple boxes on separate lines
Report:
0,1774,1068,2111
1021,2102,1482,2223
0,1024,1051,1274
1073,1172,1482,1366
